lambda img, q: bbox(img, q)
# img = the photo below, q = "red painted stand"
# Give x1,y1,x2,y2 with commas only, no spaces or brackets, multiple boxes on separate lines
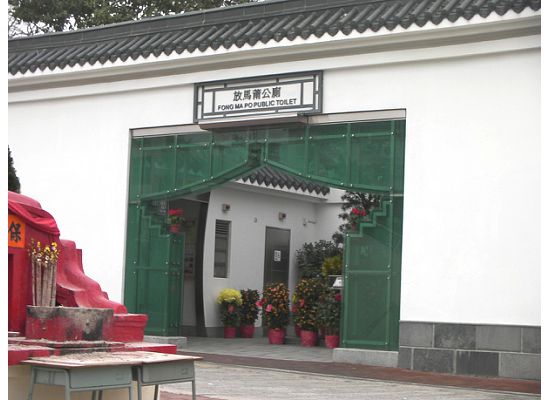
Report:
7,191,165,366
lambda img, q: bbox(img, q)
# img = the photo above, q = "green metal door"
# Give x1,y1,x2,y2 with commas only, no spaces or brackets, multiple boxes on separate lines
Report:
341,197,403,350
125,120,405,344
124,136,186,336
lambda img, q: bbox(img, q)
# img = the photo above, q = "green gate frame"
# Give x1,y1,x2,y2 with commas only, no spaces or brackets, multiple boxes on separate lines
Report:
125,119,405,348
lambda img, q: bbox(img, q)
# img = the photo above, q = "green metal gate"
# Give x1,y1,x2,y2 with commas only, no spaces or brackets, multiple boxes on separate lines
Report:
125,120,405,344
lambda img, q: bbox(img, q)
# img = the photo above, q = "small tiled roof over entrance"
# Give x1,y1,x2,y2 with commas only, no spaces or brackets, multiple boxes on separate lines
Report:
8,0,540,75
240,166,330,195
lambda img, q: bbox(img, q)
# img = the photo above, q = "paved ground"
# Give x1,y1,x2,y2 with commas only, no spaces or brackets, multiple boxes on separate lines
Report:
157,336,540,400
162,362,539,400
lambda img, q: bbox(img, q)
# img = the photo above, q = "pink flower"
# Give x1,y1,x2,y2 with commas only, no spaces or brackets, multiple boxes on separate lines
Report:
228,305,235,313
255,300,263,307
266,304,273,312
299,299,305,307
291,304,297,313
335,293,342,302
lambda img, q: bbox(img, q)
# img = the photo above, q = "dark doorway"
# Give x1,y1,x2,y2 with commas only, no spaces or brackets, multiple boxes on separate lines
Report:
263,227,291,287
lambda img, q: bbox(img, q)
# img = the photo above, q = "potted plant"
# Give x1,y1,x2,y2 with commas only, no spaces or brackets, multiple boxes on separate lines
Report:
216,288,242,338
239,289,260,338
321,255,342,286
167,208,184,233
258,283,289,344
317,289,342,349
293,277,324,347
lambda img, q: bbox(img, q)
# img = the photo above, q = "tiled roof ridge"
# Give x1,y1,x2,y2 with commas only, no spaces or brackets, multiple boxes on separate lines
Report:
241,165,330,195
9,0,386,47
8,0,541,75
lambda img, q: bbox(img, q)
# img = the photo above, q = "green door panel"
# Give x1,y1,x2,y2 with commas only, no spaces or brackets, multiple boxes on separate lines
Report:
128,121,402,202
124,202,184,336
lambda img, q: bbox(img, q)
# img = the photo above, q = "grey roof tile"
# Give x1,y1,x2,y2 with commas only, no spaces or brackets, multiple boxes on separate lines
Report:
8,0,540,75
241,166,330,195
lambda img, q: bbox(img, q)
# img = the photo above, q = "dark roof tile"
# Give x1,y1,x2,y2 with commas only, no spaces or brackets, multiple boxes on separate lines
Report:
8,0,540,75
241,166,330,195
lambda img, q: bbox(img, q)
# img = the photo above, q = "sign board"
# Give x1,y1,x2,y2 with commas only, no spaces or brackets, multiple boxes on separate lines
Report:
195,72,322,122
273,250,281,262
8,214,25,248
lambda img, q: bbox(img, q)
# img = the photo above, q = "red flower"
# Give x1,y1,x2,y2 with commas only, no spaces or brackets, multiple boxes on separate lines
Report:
299,299,305,307
351,207,359,215
228,305,235,313
335,293,342,302
255,300,263,307
266,304,273,312
291,304,297,313
168,208,183,216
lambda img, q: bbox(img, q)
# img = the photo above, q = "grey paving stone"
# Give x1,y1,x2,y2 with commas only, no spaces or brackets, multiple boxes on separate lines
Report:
397,346,412,369
476,325,521,352
522,327,541,354
456,350,499,377
500,353,541,380
333,348,398,367
434,323,475,350
164,362,541,400
413,348,454,374
399,321,433,347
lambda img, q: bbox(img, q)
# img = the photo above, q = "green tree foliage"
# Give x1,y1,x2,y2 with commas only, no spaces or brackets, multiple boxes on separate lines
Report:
8,147,21,193
9,0,256,36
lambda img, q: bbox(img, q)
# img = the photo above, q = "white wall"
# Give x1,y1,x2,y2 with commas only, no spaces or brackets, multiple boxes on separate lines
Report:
8,35,540,326
321,50,540,326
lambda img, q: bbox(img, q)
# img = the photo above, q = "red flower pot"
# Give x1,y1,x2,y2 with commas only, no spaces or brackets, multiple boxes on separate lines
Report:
224,326,237,338
300,329,318,347
268,328,285,344
169,225,180,233
294,325,302,338
325,334,340,349
240,324,255,338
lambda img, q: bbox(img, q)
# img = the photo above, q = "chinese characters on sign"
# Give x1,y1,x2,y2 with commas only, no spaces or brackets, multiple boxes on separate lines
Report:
215,83,300,113
195,72,322,121
8,214,25,248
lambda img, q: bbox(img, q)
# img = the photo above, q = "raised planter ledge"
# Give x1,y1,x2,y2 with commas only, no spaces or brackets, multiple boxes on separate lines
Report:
333,348,398,368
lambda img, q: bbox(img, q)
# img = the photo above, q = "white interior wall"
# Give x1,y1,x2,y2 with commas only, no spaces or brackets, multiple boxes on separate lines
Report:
8,38,540,326
202,184,339,328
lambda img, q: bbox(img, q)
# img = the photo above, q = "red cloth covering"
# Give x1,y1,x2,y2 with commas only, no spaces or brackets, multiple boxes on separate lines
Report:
8,191,60,235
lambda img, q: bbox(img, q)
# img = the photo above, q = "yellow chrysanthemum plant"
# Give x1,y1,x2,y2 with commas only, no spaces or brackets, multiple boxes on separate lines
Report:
216,288,242,327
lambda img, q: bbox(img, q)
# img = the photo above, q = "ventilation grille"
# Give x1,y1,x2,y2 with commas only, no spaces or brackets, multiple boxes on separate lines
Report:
216,220,230,236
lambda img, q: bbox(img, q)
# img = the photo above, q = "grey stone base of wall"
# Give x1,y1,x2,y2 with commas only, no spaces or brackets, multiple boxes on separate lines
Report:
399,321,540,380
333,348,398,368
144,335,187,350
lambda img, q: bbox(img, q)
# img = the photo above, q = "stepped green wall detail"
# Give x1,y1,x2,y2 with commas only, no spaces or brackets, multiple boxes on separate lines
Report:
125,120,405,344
